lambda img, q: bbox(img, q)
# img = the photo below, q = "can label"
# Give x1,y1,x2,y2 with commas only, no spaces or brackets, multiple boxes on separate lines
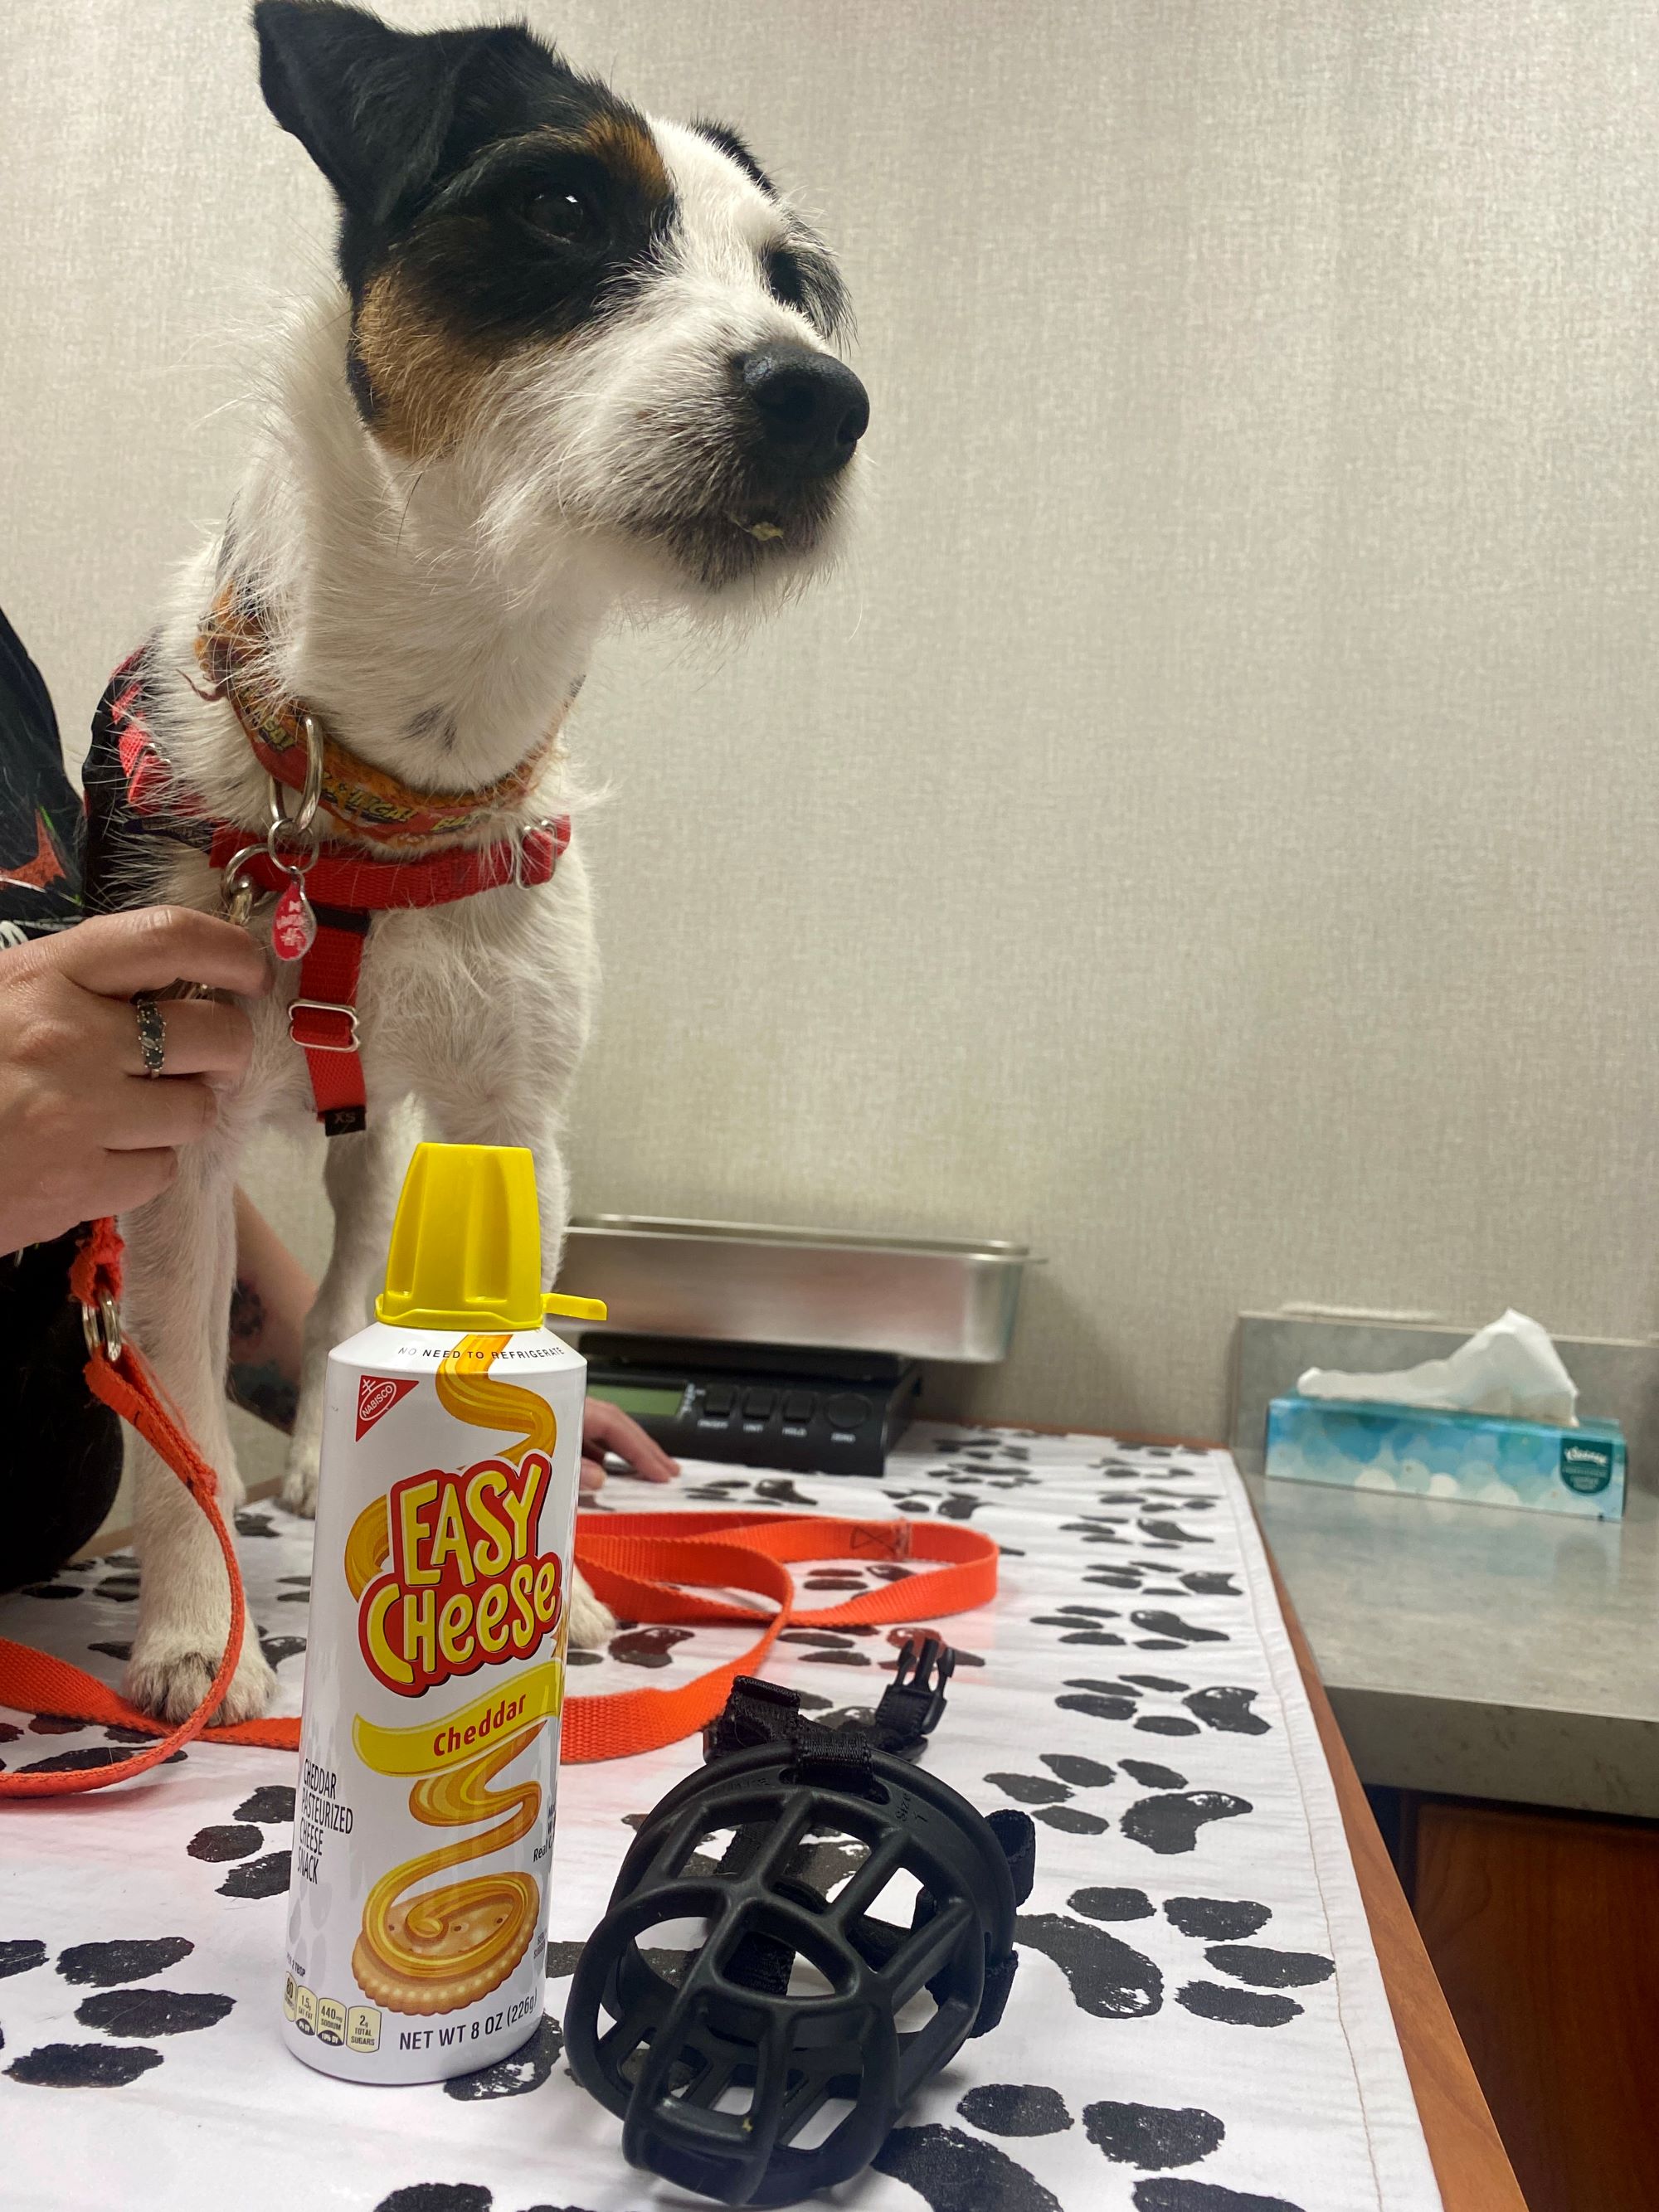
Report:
283,1325,585,2082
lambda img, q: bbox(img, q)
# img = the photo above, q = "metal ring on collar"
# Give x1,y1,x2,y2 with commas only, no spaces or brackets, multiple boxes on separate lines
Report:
265,711,325,838
265,805,319,873
131,991,167,1079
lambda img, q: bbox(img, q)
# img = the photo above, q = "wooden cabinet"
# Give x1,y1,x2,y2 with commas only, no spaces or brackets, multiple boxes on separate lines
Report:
1408,1799,1659,2212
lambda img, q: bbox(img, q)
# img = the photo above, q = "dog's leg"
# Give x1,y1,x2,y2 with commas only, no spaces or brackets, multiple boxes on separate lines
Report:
428,1098,613,1650
124,1136,278,1724
282,1121,403,1516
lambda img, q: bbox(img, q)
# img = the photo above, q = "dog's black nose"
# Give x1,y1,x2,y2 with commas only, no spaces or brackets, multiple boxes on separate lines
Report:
738,346,868,475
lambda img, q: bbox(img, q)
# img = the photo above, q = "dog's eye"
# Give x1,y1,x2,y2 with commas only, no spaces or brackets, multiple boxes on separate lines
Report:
762,247,807,311
524,185,602,245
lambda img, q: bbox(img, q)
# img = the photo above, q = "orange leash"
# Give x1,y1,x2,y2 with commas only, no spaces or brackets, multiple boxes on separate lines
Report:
565,1511,994,1762
0,1218,254,1797
0,1223,997,1796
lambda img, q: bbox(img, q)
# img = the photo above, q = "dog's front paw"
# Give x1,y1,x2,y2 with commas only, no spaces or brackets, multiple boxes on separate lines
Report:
567,1569,615,1650
280,1434,321,1519
126,1621,278,1727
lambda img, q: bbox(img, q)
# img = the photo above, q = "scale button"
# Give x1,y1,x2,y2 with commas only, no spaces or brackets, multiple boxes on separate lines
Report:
703,1384,737,1418
782,1388,817,1422
823,1393,872,1429
742,1388,777,1419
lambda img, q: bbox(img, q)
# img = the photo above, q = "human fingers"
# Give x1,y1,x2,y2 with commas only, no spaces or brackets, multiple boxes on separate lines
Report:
579,1456,607,1495
0,1143,182,1255
114,994,255,1084
47,906,271,1003
99,1072,222,1150
580,1398,680,1483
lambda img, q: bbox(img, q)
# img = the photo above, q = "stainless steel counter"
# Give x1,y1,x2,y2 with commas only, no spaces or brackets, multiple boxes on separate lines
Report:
1247,1469,1659,1818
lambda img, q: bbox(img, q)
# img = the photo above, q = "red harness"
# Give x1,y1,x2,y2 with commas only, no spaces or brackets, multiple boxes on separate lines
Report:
100,659,571,1138
203,822,568,1135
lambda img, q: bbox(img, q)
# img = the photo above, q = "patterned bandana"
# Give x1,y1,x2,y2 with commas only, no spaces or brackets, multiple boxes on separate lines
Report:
194,585,565,850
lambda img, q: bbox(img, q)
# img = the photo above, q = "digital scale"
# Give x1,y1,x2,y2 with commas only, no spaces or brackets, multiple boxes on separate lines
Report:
557,1215,1029,1480
586,1338,922,1480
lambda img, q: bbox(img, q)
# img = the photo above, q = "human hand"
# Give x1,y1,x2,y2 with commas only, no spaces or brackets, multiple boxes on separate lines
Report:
580,1397,680,1495
0,907,270,1257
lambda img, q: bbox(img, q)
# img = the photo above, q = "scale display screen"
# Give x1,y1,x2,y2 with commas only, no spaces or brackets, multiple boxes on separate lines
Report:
589,1382,684,1418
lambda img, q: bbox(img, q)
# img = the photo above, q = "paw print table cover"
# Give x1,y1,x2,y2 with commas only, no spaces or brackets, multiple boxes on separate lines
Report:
0,1428,1443,2212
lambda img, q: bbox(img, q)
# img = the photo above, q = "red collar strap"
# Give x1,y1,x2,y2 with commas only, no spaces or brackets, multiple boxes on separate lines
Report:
203,819,567,908
196,585,567,851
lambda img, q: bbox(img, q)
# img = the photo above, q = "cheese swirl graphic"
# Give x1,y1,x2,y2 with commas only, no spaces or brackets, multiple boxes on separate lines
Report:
352,1723,544,2015
348,1333,563,2018
434,1332,557,1460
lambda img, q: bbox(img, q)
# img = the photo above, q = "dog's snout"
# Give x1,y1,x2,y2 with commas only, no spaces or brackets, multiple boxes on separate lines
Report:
738,346,868,476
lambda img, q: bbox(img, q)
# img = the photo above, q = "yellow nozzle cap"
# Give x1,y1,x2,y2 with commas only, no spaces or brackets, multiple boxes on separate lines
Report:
375,1142,607,1333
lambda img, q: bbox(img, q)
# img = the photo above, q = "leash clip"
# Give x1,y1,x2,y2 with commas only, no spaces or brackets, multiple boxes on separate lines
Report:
218,840,265,931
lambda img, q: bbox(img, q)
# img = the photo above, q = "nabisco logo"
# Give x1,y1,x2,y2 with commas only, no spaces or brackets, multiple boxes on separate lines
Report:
357,1374,419,1441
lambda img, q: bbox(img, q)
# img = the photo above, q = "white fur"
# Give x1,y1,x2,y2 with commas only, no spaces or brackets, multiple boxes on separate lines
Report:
124,119,857,1722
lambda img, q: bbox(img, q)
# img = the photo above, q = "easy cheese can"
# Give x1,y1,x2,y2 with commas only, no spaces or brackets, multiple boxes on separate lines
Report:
280,1143,605,2083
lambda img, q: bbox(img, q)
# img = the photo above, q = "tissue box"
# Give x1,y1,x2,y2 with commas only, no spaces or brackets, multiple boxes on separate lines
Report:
1265,1394,1626,1519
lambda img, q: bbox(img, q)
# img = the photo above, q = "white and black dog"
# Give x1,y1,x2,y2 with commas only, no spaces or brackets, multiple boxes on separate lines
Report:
91,0,865,1723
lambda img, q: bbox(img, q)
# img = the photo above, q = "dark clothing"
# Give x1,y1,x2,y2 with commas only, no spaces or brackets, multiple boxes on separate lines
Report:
0,606,83,943
82,647,178,919
3,1236,123,1584
0,609,123,1587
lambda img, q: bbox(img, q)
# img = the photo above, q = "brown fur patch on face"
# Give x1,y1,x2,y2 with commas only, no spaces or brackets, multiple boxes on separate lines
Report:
348,114,671,459
571,111,670,203
352,267,499,460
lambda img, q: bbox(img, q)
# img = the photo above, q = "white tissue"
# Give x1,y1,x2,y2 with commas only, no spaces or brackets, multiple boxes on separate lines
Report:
1296,1309,1579,1427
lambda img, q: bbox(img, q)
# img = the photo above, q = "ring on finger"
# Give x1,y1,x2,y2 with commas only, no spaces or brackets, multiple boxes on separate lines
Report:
131,991,167,1079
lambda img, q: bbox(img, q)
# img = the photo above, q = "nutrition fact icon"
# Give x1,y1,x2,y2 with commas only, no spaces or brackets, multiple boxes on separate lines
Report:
285,1974,382,2052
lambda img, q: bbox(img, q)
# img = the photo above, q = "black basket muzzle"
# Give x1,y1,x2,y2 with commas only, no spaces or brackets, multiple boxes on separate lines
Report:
564,1728,1034,2207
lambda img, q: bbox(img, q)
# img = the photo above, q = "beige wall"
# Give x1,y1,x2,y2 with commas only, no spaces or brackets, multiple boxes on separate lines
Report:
5,0,1658,1446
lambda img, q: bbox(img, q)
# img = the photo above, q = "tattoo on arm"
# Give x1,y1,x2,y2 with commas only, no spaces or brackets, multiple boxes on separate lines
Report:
229,1276,266,1352
226,1358,299,1433
226,1276,298,1432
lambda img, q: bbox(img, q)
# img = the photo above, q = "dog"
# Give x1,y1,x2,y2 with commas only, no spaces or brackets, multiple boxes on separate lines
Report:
91,0,867,1723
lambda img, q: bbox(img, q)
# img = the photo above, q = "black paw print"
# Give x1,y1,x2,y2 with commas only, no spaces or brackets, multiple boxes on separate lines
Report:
984,1746,1256,1855
0,1708,189,1779
1,1934,238,2088
1019,1887,1333,2030
185,1787,294,1898
1158,1895,1334,2027
1054,1531,1238,1602
985,1752,1117,1834
1054,1675,1269,1738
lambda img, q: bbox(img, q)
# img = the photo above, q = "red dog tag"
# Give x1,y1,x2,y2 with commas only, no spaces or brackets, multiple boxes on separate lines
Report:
271,879,318,962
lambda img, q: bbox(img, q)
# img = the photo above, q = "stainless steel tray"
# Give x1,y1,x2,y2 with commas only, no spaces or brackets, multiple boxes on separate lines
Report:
559,1216,1029,1364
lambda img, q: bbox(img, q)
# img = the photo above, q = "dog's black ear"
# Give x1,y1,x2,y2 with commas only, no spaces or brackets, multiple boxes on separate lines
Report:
252,0,461,228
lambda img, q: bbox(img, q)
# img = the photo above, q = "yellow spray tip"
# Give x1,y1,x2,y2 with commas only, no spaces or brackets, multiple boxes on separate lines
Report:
375,1143,607,1334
